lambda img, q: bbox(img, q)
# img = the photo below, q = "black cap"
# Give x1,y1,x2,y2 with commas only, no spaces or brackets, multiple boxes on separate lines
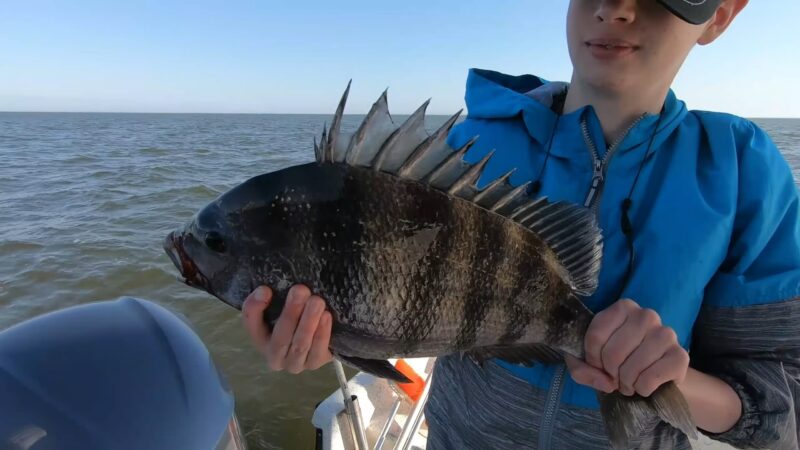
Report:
658,0,722,25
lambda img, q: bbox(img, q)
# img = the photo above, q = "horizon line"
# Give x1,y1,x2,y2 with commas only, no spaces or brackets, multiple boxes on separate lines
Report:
1,110,798,120
0,110,461,116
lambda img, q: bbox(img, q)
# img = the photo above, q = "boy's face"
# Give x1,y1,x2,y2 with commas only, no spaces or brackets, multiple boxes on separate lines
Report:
566,0,728,95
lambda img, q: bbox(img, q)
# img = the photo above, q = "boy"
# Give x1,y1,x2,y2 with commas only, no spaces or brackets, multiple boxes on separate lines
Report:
241,1,800,448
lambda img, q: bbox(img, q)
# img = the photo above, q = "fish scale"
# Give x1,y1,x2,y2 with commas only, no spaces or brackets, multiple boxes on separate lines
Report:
165,83,698,449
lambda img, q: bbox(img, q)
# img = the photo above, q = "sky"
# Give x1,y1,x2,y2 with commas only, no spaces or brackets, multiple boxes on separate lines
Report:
1,1,798,117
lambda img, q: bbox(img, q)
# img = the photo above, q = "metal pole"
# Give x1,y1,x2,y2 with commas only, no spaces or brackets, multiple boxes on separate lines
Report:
393,369,434,450
333,359,370,450
373,397,402,450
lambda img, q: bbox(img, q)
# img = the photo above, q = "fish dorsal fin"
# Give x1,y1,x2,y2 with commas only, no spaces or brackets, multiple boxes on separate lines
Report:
321,80,351,163
513,199,603,296
345,90,396,166
316,84,602,296
373,100,432,173
392,110,461,179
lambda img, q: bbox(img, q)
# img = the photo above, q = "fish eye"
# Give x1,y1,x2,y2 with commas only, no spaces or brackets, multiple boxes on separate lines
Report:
204,231,226,253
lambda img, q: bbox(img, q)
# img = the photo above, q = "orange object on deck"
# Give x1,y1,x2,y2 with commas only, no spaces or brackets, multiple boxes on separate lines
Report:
394,359,426,403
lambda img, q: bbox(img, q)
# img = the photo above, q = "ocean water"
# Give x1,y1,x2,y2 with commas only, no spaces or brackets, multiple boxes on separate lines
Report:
1,112,798,449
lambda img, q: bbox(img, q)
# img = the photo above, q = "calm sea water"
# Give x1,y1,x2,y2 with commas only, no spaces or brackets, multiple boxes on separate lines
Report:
1,113,798,449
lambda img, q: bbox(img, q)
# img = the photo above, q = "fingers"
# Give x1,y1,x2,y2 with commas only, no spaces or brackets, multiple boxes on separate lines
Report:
248,284,333,374
617,326,676,395
242,286,272,352
584,299,638,369
285,295,327,374
581,298,689,397
633,347,689,397
564,354,616,393
601,307,660,383
306,311,334,370
265,284,312,371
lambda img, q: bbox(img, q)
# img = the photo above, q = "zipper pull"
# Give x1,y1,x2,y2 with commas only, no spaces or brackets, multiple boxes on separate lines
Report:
584,159,603,207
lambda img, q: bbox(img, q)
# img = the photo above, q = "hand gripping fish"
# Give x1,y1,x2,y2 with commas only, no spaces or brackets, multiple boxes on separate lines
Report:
164,82,698,448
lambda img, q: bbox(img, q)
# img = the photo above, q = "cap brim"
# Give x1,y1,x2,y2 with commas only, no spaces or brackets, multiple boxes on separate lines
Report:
658,0,721,25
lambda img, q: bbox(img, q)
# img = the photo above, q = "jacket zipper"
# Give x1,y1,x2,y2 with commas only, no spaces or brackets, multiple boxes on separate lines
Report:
537,114,647,449
538,365,566,449
581,114,647,212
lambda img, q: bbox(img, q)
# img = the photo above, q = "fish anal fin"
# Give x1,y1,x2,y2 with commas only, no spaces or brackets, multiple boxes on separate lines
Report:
465,343,564,367
598,381,697,450
336,354,411,384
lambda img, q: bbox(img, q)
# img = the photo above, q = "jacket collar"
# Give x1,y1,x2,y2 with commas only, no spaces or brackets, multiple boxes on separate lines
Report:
463,68,688,158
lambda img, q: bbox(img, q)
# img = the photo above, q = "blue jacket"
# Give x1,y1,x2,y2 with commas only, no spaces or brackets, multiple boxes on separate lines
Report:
446,68,800,423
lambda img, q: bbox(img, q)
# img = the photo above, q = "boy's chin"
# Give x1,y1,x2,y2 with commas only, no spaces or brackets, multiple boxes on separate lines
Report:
581,71,634,94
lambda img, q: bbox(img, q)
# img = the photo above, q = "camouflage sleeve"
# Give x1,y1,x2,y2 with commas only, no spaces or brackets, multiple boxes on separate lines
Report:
690,298,800,450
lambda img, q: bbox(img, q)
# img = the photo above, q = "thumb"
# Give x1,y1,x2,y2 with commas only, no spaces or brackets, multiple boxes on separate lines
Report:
242,286,273,349
564,354,617,393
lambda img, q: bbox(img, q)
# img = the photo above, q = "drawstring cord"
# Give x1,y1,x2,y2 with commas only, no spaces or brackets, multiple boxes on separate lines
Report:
528,115,560,196
525,100,667,302
615,105,666,301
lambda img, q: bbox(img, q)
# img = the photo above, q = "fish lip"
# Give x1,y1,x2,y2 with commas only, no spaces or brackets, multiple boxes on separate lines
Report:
164,232,183,271
163,231,215,295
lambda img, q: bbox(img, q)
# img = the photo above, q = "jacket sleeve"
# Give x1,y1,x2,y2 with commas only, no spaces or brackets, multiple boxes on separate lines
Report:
690,120,800,449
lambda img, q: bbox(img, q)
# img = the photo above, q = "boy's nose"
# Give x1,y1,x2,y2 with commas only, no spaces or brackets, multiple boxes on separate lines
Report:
595,0,637,23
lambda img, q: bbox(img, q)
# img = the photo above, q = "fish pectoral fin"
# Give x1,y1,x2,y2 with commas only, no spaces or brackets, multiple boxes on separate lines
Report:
598,381,698,450
336,355,411,384
465,344,564,367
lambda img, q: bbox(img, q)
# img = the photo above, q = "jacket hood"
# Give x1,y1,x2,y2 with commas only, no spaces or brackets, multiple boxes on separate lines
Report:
463,68,688,157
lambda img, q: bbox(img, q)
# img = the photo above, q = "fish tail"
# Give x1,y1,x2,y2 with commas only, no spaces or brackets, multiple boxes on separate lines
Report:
598,381,697,449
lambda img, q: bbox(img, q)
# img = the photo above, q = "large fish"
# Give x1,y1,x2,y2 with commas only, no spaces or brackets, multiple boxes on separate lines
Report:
163,83,697,448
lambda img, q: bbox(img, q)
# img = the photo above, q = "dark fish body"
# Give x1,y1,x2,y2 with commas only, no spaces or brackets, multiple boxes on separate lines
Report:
178,161,591,360
164,83,697,448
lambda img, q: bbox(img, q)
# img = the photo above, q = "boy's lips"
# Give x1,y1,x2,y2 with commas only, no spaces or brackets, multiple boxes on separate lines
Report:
585,38,639,59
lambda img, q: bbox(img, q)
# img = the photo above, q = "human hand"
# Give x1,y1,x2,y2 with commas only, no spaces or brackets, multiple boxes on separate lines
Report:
564,299,689,397
242,284,334,374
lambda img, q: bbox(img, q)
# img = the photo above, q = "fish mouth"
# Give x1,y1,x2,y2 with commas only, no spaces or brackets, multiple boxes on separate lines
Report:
164,231,214,294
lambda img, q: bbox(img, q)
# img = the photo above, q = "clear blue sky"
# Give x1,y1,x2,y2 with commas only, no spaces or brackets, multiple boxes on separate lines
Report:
2,1,798,117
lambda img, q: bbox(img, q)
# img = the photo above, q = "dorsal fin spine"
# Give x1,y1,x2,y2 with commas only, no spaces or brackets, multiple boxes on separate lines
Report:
490,183,530,213
319,124,329,162
472,169,516,207
346,90,387,161
370,104,427,172
345,89,393,166
326,80,351,163
447,149,494,196
424,145,470,187
403,133,474,183
397,110,462,174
